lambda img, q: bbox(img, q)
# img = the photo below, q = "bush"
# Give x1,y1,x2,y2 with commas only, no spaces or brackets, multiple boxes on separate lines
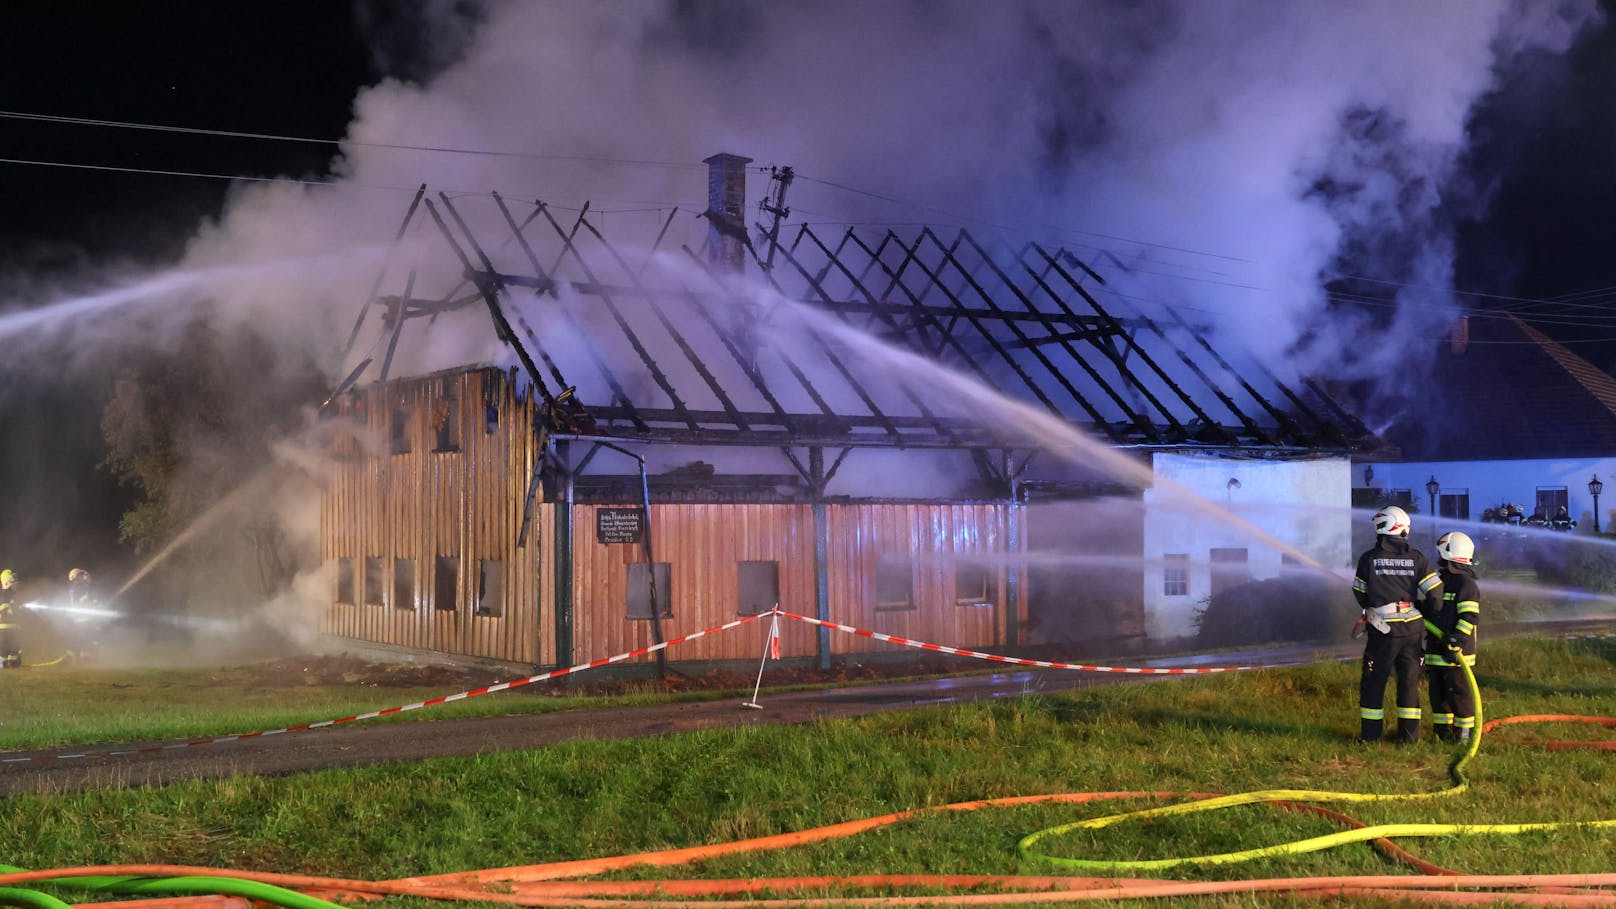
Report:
1193,572,1360,649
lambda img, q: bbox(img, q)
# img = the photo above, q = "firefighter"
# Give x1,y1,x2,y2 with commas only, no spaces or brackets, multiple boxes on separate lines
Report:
1425,532,1480,742
0,569,20,668
1352,506,1443,743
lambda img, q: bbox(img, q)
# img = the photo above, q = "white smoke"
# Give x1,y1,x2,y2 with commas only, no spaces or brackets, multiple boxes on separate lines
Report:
9,0,1606,650
165,0,1604,395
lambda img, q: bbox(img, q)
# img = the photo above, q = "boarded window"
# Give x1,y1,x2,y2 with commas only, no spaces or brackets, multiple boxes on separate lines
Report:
393,559,416,611
476,560,503,617
434,380,461,452
391,405,411,454
954,561,992,606
737,561,779,616
1163,553,1189,597
335,557,354,605
627,562,673,619
363,557,385,606
875,557,914,611
435,556,459,612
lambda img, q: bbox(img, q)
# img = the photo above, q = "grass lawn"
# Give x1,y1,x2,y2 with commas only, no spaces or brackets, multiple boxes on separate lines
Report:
2,635,1615,907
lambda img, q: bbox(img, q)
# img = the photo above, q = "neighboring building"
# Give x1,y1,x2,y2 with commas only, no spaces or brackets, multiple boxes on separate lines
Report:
1358,314,1616,546
1142,453,1352,641
320,154,1370,669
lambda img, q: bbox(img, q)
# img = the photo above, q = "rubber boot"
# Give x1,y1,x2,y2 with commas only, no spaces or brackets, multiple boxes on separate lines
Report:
1357,718,1383,743
1456,728,1472,744
1396,717,1420,744
1433,724,1455,743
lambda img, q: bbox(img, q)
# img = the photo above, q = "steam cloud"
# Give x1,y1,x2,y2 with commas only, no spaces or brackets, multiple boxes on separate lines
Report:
174,0,1604,392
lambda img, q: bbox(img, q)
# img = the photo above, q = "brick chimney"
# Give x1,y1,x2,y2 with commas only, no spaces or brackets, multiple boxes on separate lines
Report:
1450,315,1469,355
703,152,753,273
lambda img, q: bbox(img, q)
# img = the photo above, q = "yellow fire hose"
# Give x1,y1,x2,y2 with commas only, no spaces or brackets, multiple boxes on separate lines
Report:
1020,644,1616,871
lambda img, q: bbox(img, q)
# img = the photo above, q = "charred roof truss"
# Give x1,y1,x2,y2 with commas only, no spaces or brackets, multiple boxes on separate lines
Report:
341,190,1365,456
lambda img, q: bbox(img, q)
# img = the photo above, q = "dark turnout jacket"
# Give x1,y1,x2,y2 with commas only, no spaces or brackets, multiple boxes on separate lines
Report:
1426,563,1479,667
1352,535,1442,636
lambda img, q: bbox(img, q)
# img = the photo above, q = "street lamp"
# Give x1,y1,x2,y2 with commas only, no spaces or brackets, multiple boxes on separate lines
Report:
1591,474,1604,534
1426,476,1440,544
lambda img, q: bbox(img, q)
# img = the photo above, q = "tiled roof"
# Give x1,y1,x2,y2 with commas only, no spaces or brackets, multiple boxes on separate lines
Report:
1383,313,1616,460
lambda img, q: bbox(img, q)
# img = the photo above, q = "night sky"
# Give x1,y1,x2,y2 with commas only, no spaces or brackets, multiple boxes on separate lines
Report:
2,1,1615,574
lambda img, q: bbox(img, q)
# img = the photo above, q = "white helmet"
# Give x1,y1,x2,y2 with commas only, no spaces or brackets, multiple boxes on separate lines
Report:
1437,531,1475,565
1373,505,1411,537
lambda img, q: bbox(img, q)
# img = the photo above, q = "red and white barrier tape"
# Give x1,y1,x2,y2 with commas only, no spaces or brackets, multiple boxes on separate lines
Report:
773,609,1265,674
2,612,765,764
9,608,1272,764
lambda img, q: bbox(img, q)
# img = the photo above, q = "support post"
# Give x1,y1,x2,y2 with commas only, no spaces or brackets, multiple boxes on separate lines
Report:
810,446,832,670
553,440,574,669
1004,449,1021,648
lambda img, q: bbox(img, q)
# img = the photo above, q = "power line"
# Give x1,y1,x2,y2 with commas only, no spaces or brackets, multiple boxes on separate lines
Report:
0,109,704,172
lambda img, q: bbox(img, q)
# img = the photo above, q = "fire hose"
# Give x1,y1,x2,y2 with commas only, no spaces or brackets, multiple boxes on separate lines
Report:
5,625,1616,906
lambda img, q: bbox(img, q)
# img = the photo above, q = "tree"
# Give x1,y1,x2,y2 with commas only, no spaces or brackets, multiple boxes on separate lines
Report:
100,314,329,611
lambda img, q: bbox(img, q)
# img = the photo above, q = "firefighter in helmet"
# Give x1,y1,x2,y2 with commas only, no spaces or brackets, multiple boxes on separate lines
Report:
0,569,20,668
1352,506,1443,743
1425,532,1480,742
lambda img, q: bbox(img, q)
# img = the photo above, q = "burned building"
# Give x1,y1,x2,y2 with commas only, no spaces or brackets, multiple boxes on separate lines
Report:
321,154,1366,669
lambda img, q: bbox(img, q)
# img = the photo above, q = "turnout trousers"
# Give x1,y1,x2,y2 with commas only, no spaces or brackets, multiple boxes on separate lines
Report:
1359,630,1424,743
1426,665,1475,741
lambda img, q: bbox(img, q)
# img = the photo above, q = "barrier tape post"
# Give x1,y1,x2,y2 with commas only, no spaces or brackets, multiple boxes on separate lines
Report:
742,607,781,710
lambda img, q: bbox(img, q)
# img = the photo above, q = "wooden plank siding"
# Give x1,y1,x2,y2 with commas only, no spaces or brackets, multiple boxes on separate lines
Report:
321,368,546,664
322,367,1020,668
557,501,1014,665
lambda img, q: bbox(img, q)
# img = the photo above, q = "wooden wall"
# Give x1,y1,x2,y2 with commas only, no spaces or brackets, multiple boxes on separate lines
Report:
321,368,550,665
568,502,1015,665
321,367,1023,668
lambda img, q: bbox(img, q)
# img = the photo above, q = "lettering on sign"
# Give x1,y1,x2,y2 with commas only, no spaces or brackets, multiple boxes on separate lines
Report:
596,508,644,544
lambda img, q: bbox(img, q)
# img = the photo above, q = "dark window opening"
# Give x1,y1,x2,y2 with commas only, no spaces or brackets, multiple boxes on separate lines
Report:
484,382,500,434
1163,553,1189,597
435,556,459,612
738,561,779,616
363,557,385,606
1209,547,1250,600
627,562,673,619
336,558,354,605
434,380,461,452
954,561,992,607
1535,486,1569,522
476,560,503,617
1439,490,1470,521
393,558,416,611
875,557,914,611
391,405,411,454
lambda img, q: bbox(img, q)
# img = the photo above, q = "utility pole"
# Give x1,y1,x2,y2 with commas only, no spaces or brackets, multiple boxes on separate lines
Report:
756,165,794,273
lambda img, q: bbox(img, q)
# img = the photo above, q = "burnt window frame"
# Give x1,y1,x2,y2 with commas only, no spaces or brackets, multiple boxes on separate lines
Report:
335,557,355,605
393,558,416,611
476,559,504,617
737,560,780,616
434,556,459,612
627,562,673,620
874,557,915,611
363,556,386,607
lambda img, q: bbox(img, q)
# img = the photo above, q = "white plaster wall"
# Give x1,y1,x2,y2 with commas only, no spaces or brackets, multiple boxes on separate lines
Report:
1142,453,1352,641
1356,457,1616,541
